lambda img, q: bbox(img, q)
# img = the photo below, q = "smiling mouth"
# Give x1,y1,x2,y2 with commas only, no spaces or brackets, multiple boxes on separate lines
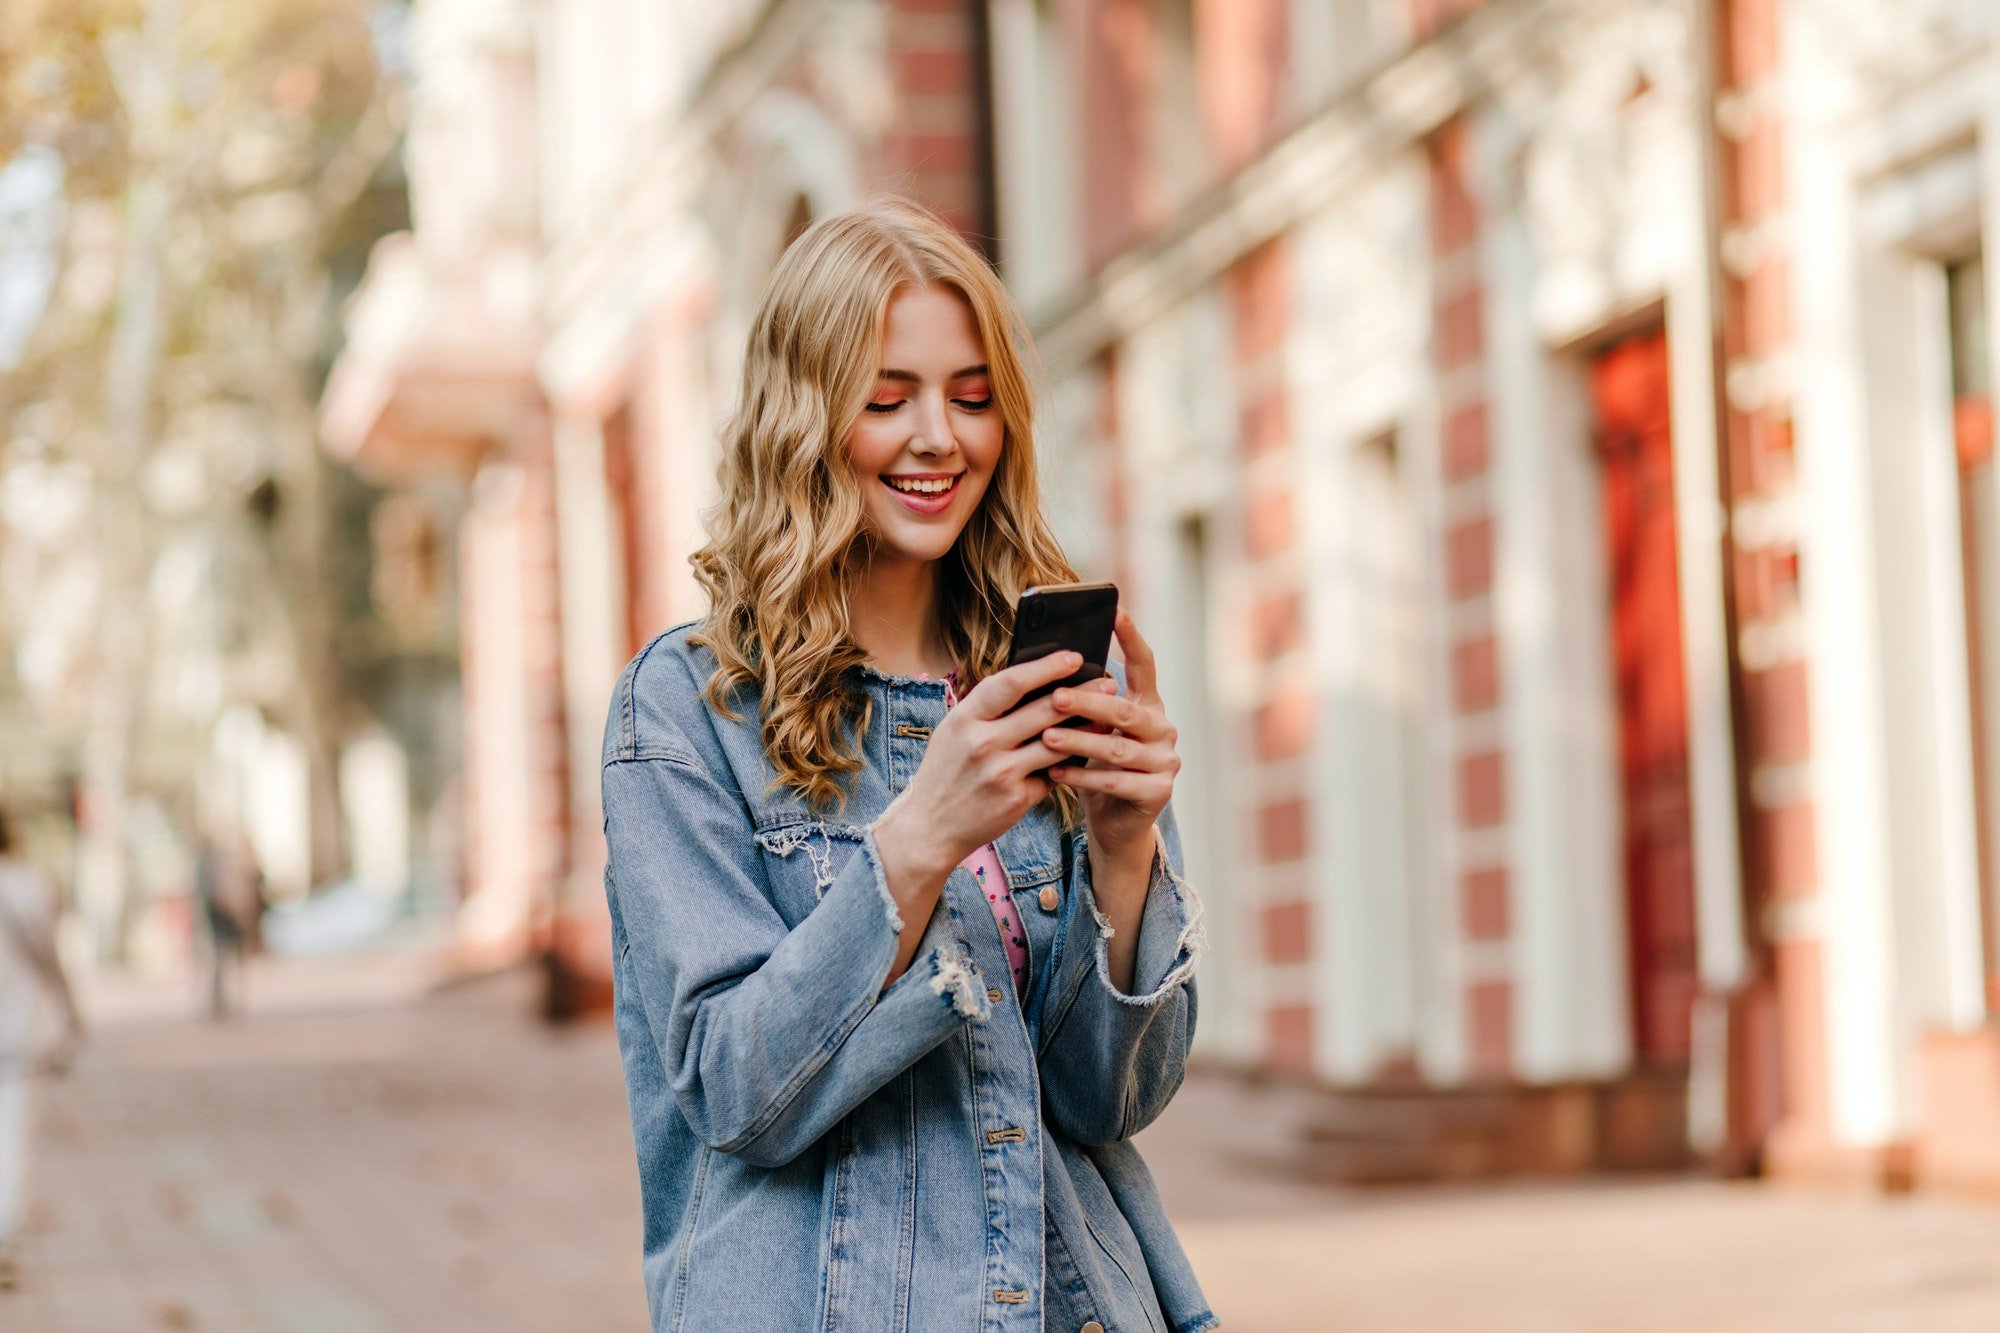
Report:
881,474,962,496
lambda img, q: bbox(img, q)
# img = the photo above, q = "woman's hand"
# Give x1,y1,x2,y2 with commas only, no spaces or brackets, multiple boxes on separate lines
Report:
1042,609,1180,864
872,649,1083,891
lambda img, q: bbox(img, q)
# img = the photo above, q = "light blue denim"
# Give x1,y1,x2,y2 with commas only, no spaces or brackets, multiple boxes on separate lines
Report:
601,623,1217,1333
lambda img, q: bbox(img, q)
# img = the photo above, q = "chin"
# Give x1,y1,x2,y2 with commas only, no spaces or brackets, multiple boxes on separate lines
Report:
874,529,964,566
864,497,983,565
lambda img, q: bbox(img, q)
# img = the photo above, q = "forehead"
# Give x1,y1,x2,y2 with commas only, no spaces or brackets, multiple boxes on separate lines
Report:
879,285,985,365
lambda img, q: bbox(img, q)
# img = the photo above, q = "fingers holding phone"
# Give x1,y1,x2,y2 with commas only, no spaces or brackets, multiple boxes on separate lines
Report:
1005,583,1118,724
873,585,1170,883
875,649,1081,881
1043,608,1181,855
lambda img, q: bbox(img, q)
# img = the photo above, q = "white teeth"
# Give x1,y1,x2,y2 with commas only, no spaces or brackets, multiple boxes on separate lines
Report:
886,476,955,495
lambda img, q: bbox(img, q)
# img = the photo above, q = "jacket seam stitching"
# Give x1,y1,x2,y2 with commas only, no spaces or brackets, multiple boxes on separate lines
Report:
603,750,706,777
622,631,671,760
819,1125,851,1332
667,1144,713,1332
1078,1202,1164,1333
1044,1216,1100,1326
893,1070,918,1333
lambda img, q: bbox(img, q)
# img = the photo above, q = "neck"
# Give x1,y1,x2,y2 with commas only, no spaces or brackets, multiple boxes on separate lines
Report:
848,554,951,677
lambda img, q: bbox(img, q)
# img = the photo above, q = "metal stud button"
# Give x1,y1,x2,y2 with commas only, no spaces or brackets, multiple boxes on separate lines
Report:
1038,885,1060,912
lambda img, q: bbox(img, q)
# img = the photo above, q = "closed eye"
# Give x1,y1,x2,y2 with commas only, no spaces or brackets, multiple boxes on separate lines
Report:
865,396,991,413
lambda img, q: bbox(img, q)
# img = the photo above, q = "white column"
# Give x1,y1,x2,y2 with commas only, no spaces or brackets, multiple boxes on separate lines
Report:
1666,37,1749,994
1906,262,1986,1033
551,412,629,896
1976,0,2000,1013
1115,309,1260,1065
457,462,535,947
1480,123,1632,1083
1294,170,1465,1084
1784,5,1901,1145
987,0,1039,288
656,315,721,626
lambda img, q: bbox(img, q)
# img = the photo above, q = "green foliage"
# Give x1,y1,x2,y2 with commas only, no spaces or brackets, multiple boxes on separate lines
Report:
0,0,409,797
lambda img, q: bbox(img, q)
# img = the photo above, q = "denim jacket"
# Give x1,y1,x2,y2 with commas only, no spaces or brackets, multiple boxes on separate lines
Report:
601,624,1217,1333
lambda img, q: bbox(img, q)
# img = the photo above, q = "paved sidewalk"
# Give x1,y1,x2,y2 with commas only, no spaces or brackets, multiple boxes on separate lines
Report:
5,945,2000,1331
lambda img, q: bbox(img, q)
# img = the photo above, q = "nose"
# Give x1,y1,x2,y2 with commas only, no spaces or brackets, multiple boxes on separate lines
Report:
906,392,954,458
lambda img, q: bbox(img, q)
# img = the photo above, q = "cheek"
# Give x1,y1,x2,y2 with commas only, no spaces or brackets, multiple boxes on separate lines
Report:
843,419,896,474
964,417,1005,468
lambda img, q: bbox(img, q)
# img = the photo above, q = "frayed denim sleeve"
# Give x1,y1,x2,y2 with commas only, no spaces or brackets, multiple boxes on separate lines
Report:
603,755,986,1169
1036,806,1205,1146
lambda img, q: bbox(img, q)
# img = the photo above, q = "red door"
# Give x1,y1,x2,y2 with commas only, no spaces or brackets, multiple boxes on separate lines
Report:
1595,328,1699,1068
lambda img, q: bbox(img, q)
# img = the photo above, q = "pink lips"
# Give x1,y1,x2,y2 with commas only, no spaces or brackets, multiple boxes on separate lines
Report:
881,474,961,515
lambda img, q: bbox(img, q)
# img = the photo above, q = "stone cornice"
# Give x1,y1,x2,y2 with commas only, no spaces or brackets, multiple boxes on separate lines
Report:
1028,0,1592,373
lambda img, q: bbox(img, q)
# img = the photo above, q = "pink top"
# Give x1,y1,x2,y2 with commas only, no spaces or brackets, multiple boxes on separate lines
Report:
925,672,1031,997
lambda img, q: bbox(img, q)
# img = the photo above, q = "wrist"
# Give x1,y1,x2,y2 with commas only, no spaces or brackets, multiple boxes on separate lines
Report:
873,800,959,890
1086,835,1154,907
1087,822,1160,875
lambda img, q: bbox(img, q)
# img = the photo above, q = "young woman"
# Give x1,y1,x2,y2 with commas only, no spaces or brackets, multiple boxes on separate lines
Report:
601,198,1214,1333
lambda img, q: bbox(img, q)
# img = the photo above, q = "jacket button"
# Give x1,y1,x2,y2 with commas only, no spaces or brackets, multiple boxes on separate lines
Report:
1081,1323,1105,1333
1038,885,1060,912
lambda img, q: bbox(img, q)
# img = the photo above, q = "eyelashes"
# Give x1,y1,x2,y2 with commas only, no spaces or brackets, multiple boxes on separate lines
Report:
863,397,995,415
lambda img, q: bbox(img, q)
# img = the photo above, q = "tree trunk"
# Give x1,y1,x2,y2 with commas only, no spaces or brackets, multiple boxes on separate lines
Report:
76,0,181,960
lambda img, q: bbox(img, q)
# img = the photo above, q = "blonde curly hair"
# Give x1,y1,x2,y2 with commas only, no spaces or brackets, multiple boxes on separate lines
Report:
690,198,1082,816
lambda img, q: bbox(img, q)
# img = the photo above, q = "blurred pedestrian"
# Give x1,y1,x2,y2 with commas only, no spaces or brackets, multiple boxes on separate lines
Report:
600,200,1211,1331
193,833,264,1020
0,809,84,1292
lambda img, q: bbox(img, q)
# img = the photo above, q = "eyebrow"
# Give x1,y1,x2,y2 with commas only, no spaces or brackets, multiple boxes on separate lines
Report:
877,364,989,384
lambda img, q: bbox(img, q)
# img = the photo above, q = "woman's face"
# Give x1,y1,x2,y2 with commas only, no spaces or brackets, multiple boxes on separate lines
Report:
843,284,1003,566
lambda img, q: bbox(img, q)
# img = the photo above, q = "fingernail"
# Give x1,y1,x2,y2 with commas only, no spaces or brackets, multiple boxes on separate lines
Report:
1063,651,1082,667
1052,688,1071,709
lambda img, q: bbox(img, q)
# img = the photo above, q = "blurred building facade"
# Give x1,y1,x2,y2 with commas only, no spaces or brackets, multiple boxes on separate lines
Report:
1017,0,2000,1192
322,0,994,1004
324,0,2000,1194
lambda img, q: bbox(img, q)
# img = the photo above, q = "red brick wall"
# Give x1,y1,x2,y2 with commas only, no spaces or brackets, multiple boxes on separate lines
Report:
872,0,991,239
1229,240,1321,1075
1427,118,1514,1080
1191,0,1289,170
1076,0,1161,265
1714,0,1821,1160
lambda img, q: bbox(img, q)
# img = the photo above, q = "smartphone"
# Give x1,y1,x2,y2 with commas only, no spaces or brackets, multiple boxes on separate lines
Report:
1006,582,1119,725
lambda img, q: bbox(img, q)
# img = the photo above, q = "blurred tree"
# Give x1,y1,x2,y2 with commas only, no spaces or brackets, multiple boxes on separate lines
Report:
0,0,407,954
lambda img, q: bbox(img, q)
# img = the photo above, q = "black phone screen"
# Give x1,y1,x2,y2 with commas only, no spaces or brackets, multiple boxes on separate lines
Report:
1006,582,1119,719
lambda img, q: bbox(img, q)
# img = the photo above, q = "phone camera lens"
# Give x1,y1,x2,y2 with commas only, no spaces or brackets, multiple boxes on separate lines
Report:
1024,601,1046,631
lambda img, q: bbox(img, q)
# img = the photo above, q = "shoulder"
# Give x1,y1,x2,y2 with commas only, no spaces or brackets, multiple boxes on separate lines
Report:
602,621,754,768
